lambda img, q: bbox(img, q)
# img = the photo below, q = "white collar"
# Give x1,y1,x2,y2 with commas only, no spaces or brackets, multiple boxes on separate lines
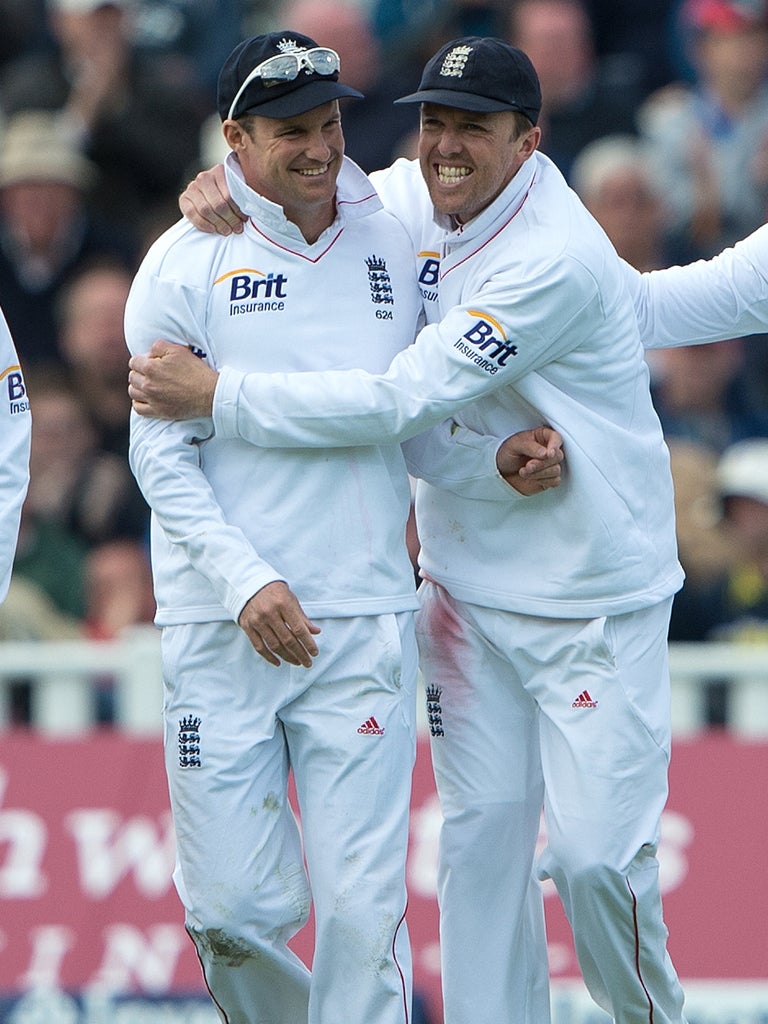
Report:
224,152,382,244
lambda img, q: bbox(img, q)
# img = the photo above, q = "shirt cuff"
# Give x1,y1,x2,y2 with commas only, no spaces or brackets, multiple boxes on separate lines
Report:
212,365,246,439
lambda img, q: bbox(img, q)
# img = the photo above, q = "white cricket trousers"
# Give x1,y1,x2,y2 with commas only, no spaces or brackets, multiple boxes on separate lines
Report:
160,613,418,1024
416,582,688,1024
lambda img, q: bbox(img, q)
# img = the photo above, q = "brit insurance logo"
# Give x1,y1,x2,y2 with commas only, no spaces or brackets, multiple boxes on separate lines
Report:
216,267,288,317
455,310,518,375
417,251,440,304
2,364,29,414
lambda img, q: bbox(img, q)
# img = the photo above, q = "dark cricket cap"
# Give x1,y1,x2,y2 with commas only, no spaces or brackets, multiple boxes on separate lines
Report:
395,36,541,124
217,30,364,122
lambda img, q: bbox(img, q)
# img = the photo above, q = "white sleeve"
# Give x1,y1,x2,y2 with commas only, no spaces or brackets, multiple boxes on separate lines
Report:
125,271,284,621
212,258,591,449
401,422,526,502
128,413,285,619
0,309,31,604
626,225,768,350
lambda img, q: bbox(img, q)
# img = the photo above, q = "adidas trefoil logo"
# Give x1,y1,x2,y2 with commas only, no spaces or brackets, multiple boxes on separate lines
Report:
358,716,385,735
571,690,598,709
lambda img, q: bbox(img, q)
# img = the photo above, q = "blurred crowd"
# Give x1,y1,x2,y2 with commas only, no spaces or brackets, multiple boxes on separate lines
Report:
4,0,768,725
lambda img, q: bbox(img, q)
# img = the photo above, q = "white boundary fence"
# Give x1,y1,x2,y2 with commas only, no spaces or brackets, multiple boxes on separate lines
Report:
668,642,768,736
0,626,163,735
1,633,768,736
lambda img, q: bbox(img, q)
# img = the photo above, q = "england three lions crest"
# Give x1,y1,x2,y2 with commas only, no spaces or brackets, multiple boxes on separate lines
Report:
366,255,394,305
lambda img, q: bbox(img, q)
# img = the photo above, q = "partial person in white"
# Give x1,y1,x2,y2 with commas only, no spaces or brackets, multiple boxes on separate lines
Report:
125,30,563,1024
0,306,30,605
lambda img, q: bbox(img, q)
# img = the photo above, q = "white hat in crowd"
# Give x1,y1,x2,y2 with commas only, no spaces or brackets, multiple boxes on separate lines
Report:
717,439,768,506
0,111,98,190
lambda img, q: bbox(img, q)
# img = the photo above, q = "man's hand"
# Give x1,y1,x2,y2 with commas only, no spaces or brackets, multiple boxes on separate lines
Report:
179,164,247,235
496,425,564,495
239,581,321,667
129,340,219,419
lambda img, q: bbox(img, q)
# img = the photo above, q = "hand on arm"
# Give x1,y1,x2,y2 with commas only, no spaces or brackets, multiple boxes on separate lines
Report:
496,426,564,495
403,420,564,501
179,164,247,236
129,340,219,419
238,581,321,668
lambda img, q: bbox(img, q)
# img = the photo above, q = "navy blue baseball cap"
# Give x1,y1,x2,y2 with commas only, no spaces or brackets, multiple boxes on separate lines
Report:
395,36,541,124
218,31,364,121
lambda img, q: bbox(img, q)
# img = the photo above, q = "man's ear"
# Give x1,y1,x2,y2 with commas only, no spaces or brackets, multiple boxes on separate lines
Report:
521,125,541,160
222,119,248,152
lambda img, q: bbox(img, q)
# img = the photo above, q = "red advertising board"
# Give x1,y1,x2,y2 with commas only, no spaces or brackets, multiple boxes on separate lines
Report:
0,732,766,1022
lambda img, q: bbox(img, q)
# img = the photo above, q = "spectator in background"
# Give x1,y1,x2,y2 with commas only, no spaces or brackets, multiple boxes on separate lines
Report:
508,0,642,181
638,0,768,260
701,439,768,642
0,0,206,237
21,369,147,549
83,538,154,641
0,575,81,643
666,440,737,589
650,338,768,454
55,260,146,468
0,110,138,367
571,133,671,272
13,516,87,626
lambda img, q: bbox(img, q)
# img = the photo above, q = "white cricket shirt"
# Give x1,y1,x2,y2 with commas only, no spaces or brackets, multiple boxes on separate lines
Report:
126,155,426,625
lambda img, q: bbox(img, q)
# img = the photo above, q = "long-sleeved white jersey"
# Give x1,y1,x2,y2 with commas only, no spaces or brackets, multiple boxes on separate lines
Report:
0,307,30,604
211,153,686,617
126,155,448,625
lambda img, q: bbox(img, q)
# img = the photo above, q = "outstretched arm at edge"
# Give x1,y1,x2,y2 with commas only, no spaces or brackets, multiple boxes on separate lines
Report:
626,224,768,350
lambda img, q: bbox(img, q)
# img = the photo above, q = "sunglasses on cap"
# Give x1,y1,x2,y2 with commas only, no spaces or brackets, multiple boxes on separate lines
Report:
227,47,341,120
